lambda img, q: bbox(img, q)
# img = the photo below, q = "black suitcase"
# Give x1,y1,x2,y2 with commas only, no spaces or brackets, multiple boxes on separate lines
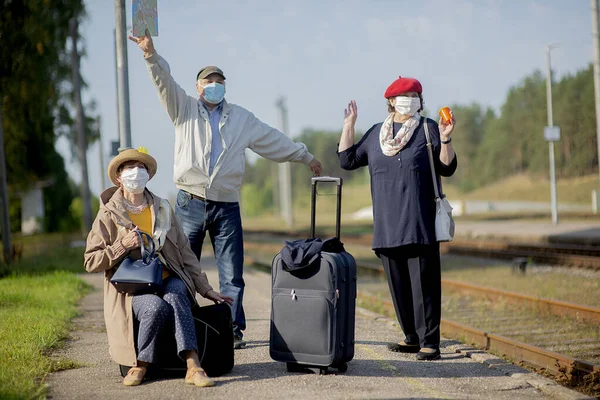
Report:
120,302,234,378
269,176,357,374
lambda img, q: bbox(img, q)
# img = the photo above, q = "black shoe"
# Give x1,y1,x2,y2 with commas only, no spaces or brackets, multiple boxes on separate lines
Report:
387,342,421,353
416,349,441,360
234,335,246,349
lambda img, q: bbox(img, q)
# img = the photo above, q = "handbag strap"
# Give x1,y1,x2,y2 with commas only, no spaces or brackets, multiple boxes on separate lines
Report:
136,231,155,263
423,117,441,200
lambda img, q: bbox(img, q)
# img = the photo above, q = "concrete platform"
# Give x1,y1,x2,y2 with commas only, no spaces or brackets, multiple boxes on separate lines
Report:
47,257,590,399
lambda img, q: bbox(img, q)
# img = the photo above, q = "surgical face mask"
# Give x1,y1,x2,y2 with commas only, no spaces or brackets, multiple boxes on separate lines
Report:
394,96,421,116
120,167,149,194
199,82,226,104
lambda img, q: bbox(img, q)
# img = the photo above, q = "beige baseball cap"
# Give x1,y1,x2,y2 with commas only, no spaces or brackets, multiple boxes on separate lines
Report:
196,66,226,81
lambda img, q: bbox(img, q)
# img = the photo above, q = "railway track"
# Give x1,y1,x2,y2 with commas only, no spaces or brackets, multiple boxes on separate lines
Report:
243,239,600,392
442,239,600,270
359,291,600,390
245,229,600,270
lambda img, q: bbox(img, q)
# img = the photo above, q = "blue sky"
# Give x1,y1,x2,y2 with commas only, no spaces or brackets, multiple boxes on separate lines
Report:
60,0,594,199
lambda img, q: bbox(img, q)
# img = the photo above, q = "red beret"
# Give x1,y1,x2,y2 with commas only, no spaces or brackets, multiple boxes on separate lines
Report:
384,76,423,98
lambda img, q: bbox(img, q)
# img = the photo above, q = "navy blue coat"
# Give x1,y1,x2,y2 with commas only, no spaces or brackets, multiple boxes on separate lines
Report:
338,117,457,250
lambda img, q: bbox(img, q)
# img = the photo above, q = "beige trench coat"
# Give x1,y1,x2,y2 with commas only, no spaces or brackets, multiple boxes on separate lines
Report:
84,187,213,366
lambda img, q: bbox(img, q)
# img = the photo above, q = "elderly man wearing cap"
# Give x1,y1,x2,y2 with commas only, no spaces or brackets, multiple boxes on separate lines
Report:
337,77,457,361
128,30,323,349
84,147,233,387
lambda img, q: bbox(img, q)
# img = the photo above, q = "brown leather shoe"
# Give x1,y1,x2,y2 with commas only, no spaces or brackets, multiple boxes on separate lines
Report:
123,367,147,386
185,367,215,387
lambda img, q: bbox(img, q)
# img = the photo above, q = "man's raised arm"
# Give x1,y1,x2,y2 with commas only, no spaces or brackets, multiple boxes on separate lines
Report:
128,29,191,125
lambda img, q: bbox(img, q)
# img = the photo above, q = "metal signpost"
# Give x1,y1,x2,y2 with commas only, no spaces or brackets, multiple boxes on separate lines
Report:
545,44,560,225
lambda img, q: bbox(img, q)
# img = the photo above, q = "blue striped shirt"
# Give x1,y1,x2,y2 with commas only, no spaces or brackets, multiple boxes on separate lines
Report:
202,102,223,175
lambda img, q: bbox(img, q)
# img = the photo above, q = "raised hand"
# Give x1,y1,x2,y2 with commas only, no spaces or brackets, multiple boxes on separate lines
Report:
439,109,456,139
344,100,358,128
128,28,155,56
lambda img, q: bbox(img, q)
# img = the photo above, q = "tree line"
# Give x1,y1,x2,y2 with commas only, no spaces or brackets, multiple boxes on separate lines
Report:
242,64,600,215
1,0,98,233
3,2,597,229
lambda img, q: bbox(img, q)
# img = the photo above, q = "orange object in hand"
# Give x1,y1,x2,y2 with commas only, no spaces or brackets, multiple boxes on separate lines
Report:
439,107,452,124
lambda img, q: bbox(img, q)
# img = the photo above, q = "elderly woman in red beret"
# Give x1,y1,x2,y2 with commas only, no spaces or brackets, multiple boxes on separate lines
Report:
338,77,457,360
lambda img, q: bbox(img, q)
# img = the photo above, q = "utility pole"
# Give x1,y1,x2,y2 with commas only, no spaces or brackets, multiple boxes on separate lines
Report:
275,97,294,229
97,117,107,190
115,0,132,149
271,164,279,216
70,18,93,234
545,44,559,225
0,106,12,264
591,0,600,190
114,29,122,149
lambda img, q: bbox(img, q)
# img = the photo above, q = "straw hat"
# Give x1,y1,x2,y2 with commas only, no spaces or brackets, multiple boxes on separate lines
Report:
107,147,157,186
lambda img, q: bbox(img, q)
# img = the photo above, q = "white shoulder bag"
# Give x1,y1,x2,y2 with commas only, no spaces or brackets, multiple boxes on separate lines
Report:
423,118,455,242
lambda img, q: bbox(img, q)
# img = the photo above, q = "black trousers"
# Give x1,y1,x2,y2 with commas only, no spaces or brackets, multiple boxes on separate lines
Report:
378,243,441,349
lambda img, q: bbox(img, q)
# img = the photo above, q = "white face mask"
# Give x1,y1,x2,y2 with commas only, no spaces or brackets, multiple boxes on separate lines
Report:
394,96,421,116
120,167,149,194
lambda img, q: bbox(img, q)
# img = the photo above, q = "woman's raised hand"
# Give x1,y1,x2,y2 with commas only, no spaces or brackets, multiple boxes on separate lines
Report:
439,109,456,139
128,28,155,56
344,100,358,128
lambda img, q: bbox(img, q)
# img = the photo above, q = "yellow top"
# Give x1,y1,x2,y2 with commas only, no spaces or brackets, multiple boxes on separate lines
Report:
128,208,169,280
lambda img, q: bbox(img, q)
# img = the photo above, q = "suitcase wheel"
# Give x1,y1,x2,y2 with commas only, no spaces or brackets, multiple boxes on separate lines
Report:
337,362,348,373
319,367,328,375
286,363,302,373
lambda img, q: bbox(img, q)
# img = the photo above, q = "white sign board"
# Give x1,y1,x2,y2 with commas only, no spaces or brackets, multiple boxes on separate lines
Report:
544,126,560,142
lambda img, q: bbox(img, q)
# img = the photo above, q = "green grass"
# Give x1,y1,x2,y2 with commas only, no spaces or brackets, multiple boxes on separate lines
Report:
0,245,85,278
0,244,90,399
463,174,599,204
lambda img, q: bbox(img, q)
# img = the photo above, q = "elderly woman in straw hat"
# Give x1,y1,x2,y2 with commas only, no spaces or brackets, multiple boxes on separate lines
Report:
84,147,233,387
338,77,457,361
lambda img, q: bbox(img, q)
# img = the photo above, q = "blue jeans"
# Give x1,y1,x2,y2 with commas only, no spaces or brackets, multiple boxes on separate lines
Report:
175,189,246,338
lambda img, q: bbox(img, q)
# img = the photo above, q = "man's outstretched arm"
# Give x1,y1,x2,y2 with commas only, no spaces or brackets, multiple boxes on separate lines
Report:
128,29,190,125
248,114,323,176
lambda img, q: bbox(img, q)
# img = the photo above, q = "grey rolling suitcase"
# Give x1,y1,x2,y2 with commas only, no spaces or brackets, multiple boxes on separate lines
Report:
269,176,357,374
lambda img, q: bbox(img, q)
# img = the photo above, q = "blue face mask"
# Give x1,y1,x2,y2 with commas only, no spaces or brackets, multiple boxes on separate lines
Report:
200,82,225,104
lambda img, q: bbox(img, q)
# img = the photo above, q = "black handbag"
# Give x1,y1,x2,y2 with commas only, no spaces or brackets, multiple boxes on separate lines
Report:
110,231,164,295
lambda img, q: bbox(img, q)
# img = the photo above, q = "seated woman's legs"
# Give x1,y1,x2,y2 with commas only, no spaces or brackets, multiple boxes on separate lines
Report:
162,277,214,387
127,294,173,385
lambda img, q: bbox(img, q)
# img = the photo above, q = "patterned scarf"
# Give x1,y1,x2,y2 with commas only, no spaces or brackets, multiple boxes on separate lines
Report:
379,113,422,156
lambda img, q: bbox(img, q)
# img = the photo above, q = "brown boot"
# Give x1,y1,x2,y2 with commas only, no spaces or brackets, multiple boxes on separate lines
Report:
123,366,147,386
185,367,215,387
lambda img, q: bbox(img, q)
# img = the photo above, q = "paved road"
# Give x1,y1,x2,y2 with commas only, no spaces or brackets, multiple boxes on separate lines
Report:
47,257,588,399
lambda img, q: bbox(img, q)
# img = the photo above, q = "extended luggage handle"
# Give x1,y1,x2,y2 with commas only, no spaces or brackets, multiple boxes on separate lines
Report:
310,176,343,240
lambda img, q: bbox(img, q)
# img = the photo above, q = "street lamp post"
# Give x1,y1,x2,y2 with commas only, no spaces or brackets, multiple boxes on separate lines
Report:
545,44,559,225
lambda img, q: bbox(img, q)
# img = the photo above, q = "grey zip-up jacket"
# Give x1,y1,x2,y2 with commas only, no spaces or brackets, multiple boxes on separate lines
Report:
145,52,315,202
